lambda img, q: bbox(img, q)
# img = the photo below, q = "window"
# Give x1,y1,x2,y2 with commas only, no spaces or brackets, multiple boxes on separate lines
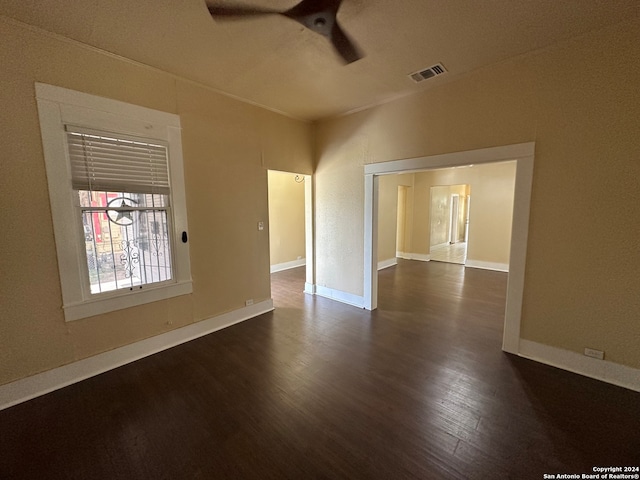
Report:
36,83,192,321
68,129,174,294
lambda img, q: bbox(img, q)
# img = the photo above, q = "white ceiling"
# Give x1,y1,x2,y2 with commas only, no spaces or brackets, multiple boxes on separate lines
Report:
2,0,638,120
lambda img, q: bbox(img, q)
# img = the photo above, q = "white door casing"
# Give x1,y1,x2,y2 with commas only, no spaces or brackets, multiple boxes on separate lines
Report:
363,142,534,354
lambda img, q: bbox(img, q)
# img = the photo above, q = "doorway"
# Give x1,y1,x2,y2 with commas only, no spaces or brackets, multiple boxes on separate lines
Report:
363,143,535,354
429,185,470,265
267,170,314,301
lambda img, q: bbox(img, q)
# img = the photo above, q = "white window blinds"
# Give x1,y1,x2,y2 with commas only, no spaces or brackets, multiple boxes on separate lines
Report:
66,126,170,195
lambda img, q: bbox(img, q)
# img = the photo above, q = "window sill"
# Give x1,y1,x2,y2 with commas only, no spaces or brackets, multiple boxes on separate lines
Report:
62,281,192,322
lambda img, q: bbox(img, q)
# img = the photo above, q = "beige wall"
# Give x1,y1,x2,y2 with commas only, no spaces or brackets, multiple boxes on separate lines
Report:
2,13,639,389
444,163,515,266
395,185,411,255
314,17,640,368
267,170,305,266
409,162,516,265
0,19,312,386
388,162,514,266
377,174,414,263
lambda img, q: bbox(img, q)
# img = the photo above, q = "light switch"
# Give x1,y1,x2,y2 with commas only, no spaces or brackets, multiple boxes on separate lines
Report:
258,221,264,231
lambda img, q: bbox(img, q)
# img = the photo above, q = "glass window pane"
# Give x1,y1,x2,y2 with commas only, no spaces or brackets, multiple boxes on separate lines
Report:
81,207,172,294
78,191,168,209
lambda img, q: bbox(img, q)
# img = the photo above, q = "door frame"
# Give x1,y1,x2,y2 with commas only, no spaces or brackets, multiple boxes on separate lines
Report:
363,142,534,354
266,171,314,294
449,193,460,244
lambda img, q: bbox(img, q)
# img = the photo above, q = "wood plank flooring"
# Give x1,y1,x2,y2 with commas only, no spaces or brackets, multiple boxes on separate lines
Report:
1,260,639,479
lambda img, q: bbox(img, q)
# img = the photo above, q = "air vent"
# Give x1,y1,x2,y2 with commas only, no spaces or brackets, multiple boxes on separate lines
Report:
409,63,447,83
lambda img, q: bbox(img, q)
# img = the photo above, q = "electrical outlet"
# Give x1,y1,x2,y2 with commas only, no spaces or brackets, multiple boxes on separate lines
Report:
245,299,254,306
584,347,604,360
258,221,264,231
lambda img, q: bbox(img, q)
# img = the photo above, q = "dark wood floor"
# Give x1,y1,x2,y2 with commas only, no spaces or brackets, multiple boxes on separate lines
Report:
1,260,639,479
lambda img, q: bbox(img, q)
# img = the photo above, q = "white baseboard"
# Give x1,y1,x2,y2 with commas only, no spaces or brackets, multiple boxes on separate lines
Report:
518,339,640,392
315,285,365,309
465,259,509,272
304,282,316,295
430,242,450,250
270,258,306,273
397,252,430,262
377,258,398,270
0,299,274,411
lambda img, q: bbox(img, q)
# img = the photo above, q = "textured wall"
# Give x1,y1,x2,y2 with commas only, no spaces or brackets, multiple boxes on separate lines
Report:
314,18,640,368
377,174,415,262
0,19,312,385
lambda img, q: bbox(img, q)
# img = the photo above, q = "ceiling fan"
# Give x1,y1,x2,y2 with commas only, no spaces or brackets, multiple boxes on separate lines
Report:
206,0,364,64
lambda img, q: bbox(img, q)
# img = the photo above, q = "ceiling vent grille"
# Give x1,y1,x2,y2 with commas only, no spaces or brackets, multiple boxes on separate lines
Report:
409,63,447,83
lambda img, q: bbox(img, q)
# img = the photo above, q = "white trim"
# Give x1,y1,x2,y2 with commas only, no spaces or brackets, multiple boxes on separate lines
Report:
430,242,450,250
36,83,193,321
519,340,640,392
464,260,509,272
36,83,181,128
64,281,192,322
377,258,398,270
304,282,316,295
0,300,274,411
449,194,460,244
270,258,306,273
364,142,534,175
363,174,379,310
167,125,192,286
304,175,315,289
363,143,535,354
315,285,365,309
501,152,534,353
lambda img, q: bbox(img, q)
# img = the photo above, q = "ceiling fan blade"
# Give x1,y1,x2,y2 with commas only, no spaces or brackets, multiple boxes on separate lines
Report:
330,21,363,64
285,0,343,19
206,0,365,65
206,3,281,19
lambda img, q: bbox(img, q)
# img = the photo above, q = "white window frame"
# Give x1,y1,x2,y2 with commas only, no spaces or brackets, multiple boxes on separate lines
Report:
36,83,192,322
